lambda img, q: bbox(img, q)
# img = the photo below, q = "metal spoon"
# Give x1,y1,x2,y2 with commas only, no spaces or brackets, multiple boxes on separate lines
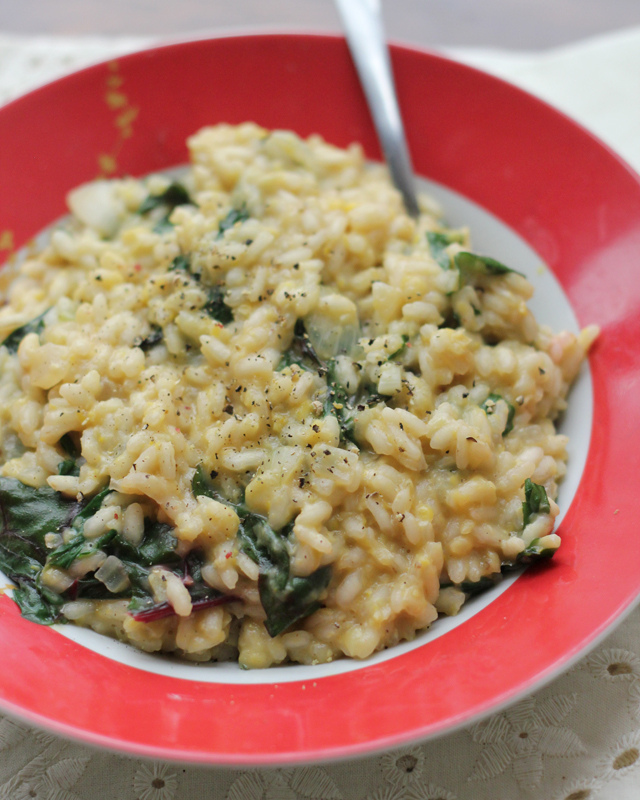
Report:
334,0,420,217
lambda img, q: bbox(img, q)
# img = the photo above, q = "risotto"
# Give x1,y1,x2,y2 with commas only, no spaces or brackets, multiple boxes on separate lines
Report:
0,123,597,668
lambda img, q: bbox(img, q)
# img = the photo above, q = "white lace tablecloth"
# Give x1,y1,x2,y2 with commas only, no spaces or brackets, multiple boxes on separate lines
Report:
1,25,640,800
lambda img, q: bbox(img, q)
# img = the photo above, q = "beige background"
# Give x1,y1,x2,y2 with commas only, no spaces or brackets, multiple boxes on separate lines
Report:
2,0,640,49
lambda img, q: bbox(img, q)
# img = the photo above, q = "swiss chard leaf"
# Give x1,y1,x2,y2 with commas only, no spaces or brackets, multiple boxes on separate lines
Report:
259,565,332,637
129,593,231,622
138,182,191,214
125,551,225,621
522,478,551,528
192,467,331,637
71,487,112,529
481,393,516,436
517,537,559,564
278,319,324,372
0,476,225,626
388,335,409,361
113,520,181,567
167,255,232,324
57,433,81,476
169,254,192,273
47,530,116,570
427,231,464,270
57,459,80,477
0,477,82,555
438,310,462,329
454,251,523,288
12,578,64,624
0,478,111,623
203,286,233,325
217,205,250,239
59,434,80,459
1,310,48,354
191,464,239,510
324,359,382,445
238,514,291,582
138,182,193,232
134,325,163,351
239,513,331,637
277,320,375,444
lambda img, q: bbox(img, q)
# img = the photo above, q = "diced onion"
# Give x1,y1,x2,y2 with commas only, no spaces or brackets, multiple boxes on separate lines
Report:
95,555,131,593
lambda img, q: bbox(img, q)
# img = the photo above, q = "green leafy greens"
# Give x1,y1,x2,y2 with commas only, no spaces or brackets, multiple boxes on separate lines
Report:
168,254,233,324
388,335,410,361
138,181,193,234
0,477,90,623
217,204,250,239
203,286,234,325
323,359,383,445
277,319,381,446
192,465,331,636
443,479,557,599
1,310,49,354
453,251,523,288
426,230,465,270
277,319,324,373
522,478,551,528
481,393,515,436
0,477,229,626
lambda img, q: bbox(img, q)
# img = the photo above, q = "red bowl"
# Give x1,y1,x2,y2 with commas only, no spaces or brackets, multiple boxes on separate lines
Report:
1,33,640,765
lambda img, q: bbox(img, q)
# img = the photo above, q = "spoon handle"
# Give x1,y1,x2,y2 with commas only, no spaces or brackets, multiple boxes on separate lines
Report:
334,0,420,217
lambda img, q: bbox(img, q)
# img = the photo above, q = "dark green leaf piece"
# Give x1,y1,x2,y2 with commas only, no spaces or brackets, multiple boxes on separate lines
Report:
0,478,105,623
113,520,181,568
277,319,324,372
57,459,79,477
167,254,232,324
192,464,237,510
73,488,113,528
138,182,193,234
217,205,250,239
388,335,410,361
427,231,465,270
169,254,191,273
438,310,461,330
454,251,524,288
12,579,64,625
57,434,81,477
458,573,502,597
192,468,331,637
152,217,174,234
522,478,551,528
59,434,80,459
259,565,332,637
517,537,559,564
203,286,233,325
238,515,291,581
481,393,515,436
0,476,222,625
191,466,331,636
1,310,48,354
135,325,163,351
278,321,376,443
48,530,116,570
239,513,331,637
0,477,82,554
323,359,382,445
138,182,192,215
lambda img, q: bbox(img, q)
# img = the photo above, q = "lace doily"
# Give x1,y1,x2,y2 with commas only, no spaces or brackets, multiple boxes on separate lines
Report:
1,26,640,800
